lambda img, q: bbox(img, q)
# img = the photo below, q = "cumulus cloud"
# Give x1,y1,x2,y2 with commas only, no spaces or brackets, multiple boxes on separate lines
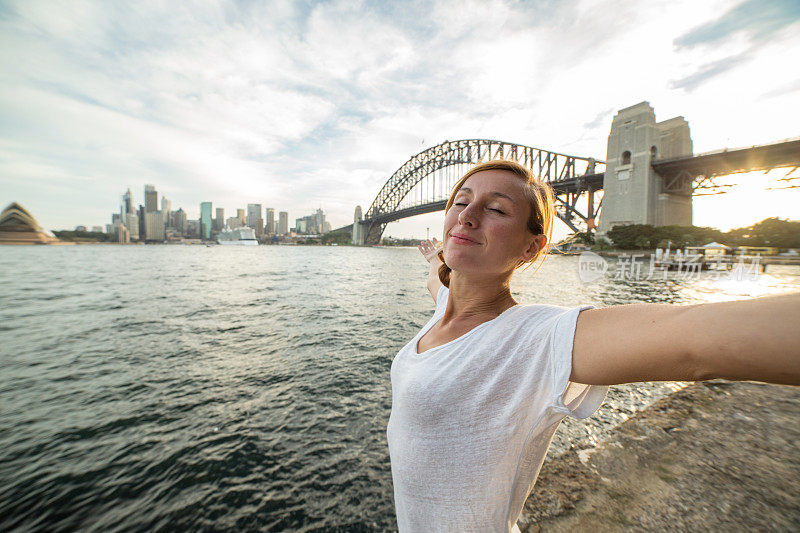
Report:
0,0,798,237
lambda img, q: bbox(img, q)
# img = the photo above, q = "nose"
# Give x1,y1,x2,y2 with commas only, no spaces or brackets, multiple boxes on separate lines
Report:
457,204,476,227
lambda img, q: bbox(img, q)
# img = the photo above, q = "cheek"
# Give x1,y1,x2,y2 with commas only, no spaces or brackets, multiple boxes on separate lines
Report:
443,209,459,227
488,222,526,250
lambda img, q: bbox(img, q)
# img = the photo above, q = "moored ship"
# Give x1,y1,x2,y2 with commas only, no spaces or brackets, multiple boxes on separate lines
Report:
217,226,258,245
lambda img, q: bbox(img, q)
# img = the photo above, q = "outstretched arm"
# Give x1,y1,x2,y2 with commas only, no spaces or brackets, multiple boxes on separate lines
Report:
570,292,800,386
417,238,443,304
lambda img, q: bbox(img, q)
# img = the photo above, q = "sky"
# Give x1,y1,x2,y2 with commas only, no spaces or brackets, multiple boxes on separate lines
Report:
1,0,798,241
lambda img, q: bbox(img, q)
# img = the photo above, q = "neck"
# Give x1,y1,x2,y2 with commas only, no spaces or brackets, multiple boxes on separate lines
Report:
444,270,517,319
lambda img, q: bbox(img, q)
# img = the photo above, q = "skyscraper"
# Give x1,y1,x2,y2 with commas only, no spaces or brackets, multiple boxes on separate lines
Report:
215,208,224,231
171,208,187,235
126,213,139,241
315,208,326,234
265,208,275,234
122,189,134,217
200,202,213,240
246,204,262,229
144,211,166,242
137,205,145,239
161,197,171,213
237,209,245,225
278,211,288,235
144,185,158,213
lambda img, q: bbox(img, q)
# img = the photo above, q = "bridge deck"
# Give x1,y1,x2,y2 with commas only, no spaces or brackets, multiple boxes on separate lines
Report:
652,139,800,179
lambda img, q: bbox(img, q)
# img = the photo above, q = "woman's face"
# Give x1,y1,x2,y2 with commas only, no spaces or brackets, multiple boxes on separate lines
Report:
442,169,543,277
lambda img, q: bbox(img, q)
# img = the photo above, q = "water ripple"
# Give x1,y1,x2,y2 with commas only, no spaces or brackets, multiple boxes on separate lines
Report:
0,246,797,531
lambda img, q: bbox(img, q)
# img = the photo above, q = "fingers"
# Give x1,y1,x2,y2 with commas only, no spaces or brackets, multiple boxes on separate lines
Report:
417,238,439,262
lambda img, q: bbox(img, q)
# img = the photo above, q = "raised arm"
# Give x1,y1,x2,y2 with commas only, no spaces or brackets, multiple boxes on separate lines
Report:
417,238,443,304
570,292,800,386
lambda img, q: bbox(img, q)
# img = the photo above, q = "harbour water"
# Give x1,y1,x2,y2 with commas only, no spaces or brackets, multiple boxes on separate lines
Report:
1,245,798,531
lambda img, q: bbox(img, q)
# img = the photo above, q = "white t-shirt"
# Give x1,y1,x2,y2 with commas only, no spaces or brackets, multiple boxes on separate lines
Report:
387,285,608,533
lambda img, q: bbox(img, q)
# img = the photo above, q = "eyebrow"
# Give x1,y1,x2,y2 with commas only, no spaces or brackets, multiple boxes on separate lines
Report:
457,187,517,205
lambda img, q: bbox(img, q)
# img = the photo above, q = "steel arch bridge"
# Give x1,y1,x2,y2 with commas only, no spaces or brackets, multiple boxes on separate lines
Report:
352,139,605,245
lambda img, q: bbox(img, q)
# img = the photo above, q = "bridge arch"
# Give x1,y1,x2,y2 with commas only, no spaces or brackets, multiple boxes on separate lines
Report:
359,139,604,245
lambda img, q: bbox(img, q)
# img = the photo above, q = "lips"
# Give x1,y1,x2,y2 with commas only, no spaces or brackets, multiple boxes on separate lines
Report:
450,232,480,245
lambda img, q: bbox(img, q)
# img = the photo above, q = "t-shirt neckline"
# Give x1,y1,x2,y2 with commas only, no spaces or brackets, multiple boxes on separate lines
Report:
414,303,519,356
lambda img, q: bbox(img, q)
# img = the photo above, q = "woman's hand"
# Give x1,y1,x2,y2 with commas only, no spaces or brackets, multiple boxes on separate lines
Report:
418,238,444,303
417,237,442,263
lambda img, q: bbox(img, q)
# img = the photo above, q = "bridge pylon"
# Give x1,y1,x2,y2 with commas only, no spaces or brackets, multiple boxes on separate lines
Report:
597,102,693,234
352,205,364,245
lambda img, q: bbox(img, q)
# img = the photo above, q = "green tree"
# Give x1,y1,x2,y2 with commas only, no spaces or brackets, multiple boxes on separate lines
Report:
634,235,651,249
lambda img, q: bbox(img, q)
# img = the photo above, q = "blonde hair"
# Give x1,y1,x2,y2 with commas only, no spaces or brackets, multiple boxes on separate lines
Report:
437,160,555,287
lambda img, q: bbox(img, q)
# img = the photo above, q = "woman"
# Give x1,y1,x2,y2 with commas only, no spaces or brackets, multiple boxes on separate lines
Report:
385,159,799,533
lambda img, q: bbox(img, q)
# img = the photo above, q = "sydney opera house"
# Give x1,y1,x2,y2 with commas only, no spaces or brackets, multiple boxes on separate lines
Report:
0,202,68,245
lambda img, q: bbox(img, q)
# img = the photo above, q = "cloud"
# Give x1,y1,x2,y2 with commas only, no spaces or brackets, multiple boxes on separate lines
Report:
761,78,800,99
583,108,614,130
670,52,751,92
674,0,800,49
670,1,800,92
1,0,799,236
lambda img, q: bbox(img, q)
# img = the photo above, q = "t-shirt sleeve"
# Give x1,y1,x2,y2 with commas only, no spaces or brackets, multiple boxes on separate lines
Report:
548,305,608,419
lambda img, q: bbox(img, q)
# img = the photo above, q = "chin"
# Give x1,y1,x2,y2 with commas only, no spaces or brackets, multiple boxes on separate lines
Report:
444,254,484,272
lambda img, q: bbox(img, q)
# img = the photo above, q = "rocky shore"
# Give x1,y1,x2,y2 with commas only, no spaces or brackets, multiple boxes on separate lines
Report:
518,380,800,532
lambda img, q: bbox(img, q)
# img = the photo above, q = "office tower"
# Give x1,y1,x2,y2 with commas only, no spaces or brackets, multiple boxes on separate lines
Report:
122,189,134,217
137,205,145,239
265,208,275,234
144,185,158,213
200,202,213,240
215,208,224,231
171,208,187,235
226,216,241,229
126,214,140,240
186,219,200,238
237,209,245,225
161,197,171,213
144,211,166,241
323,221,331,233
246,204,262,229
315,208,325,234
116,224,130,244
278,211,288,235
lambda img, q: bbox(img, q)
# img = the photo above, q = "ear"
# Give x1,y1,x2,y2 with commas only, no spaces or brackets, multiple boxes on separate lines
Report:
522,234,547,261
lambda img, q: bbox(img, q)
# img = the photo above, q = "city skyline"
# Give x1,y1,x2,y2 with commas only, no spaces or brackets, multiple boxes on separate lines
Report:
1,0,799,240
108,184,323,232
100,182,327,243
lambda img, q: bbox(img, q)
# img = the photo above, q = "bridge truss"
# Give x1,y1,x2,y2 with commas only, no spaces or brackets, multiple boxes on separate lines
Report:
653,139,800,196
359,139,605,244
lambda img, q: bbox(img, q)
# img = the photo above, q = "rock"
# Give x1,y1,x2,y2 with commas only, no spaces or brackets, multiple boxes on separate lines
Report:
519,381,800,532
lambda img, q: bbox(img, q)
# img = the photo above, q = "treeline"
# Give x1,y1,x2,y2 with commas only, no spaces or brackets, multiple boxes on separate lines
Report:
52,230,111,242
381,237,425,246
601,217,800,250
